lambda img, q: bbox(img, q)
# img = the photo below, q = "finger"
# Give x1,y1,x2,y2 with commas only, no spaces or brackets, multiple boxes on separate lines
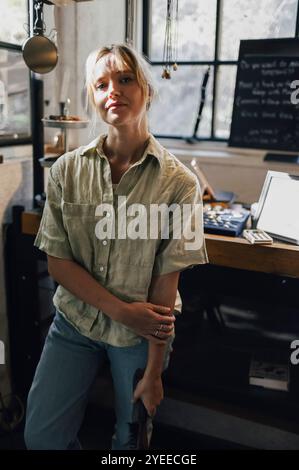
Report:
153,326,174,337
160,324,175,335
133,388,143,402
142,400,156,418
148,407,156,418
158,331,174,340
160,330,174,340
151,305,171,314
155,314,176,324
133,379,142,394
156,323,174,332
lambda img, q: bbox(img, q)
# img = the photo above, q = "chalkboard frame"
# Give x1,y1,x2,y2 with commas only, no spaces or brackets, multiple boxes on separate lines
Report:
229,38,299,152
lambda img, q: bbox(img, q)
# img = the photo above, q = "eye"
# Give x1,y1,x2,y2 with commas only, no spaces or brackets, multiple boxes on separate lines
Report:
120,76,134,84
95,82,106,90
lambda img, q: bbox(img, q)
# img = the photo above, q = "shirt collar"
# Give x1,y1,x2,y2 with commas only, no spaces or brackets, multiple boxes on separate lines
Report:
80,133,164,168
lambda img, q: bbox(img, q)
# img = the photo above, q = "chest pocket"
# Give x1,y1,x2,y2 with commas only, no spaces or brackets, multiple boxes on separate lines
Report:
61,201,99,269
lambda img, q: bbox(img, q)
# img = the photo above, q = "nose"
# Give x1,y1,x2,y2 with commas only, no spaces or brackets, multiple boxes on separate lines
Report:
108,80,121,98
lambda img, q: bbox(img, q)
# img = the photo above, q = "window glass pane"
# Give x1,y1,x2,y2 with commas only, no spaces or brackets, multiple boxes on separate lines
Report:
219,0,298,60
149,65,213,138
0,48,31,141
149,0,217,61
214,66,237,139
0,0,28,45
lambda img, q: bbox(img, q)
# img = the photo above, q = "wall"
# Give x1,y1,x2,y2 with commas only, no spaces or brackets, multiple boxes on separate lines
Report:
43,0,126,150
159,140,299,204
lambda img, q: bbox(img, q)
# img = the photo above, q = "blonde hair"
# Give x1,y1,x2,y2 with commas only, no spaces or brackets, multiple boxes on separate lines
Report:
85,43,156,115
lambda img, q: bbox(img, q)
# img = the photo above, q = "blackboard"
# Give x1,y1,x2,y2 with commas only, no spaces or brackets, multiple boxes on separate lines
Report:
229,38,299,152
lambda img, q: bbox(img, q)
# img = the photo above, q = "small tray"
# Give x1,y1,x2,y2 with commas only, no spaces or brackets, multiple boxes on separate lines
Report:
42,119,89,129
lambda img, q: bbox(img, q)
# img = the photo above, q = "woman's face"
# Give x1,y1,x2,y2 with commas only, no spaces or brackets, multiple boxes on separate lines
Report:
92,53,147,129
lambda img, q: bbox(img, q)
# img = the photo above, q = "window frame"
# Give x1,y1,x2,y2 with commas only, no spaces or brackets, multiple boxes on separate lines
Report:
142,0,299,142
0,1,32,147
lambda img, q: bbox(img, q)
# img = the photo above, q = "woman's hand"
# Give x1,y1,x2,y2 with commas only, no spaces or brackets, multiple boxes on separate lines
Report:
122,302,175,345
133,375,163,417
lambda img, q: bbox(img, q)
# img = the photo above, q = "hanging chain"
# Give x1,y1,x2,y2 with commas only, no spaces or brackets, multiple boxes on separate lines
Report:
126,0,135,46
162,0,179,79
33,1,46,35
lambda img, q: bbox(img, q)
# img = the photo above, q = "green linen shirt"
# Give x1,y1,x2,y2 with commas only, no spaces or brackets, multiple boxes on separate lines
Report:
34,133,208,346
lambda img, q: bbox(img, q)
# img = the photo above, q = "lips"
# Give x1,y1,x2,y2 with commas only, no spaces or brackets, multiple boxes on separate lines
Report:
107,102,126,110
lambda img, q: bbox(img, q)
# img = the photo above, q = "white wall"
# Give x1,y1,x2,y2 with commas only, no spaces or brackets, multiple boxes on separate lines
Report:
161,141,299,204
43,0,126,149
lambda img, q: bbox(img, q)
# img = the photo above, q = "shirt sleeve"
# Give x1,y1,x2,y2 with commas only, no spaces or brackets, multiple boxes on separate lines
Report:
152,177,208,276
34,165,73,260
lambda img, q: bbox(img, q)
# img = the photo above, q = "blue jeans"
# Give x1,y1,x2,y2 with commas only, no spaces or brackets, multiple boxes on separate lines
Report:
24,311,172,450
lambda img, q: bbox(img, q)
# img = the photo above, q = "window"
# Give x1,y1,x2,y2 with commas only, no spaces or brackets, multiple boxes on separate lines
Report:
0,0,31,146
143,0,299,141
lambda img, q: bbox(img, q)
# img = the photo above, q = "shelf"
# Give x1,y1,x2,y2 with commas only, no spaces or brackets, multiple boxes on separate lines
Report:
41,118,89,155
42,119,89,129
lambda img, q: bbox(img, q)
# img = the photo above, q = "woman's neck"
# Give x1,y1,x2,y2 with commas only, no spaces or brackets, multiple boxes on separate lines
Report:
104,125,151,165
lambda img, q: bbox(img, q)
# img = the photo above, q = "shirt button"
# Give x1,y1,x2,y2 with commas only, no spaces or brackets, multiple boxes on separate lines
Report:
99,266,104,272
102,240,107,246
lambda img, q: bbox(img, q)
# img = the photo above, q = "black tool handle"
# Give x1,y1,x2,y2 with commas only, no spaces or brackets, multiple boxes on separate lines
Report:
133,368,150,449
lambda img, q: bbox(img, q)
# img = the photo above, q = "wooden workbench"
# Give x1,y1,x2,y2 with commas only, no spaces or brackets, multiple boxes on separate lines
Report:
21,210,299,278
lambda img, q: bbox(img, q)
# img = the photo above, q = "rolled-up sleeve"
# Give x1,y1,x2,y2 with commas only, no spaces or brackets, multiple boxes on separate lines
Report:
152,178,208,276
34,165,73,260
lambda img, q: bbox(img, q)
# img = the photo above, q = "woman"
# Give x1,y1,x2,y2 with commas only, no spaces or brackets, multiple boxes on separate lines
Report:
24,44,208,450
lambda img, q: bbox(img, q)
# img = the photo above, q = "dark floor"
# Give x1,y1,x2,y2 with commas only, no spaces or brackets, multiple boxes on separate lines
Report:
0,370,250,451
79,403,248,450
0,400,247,451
